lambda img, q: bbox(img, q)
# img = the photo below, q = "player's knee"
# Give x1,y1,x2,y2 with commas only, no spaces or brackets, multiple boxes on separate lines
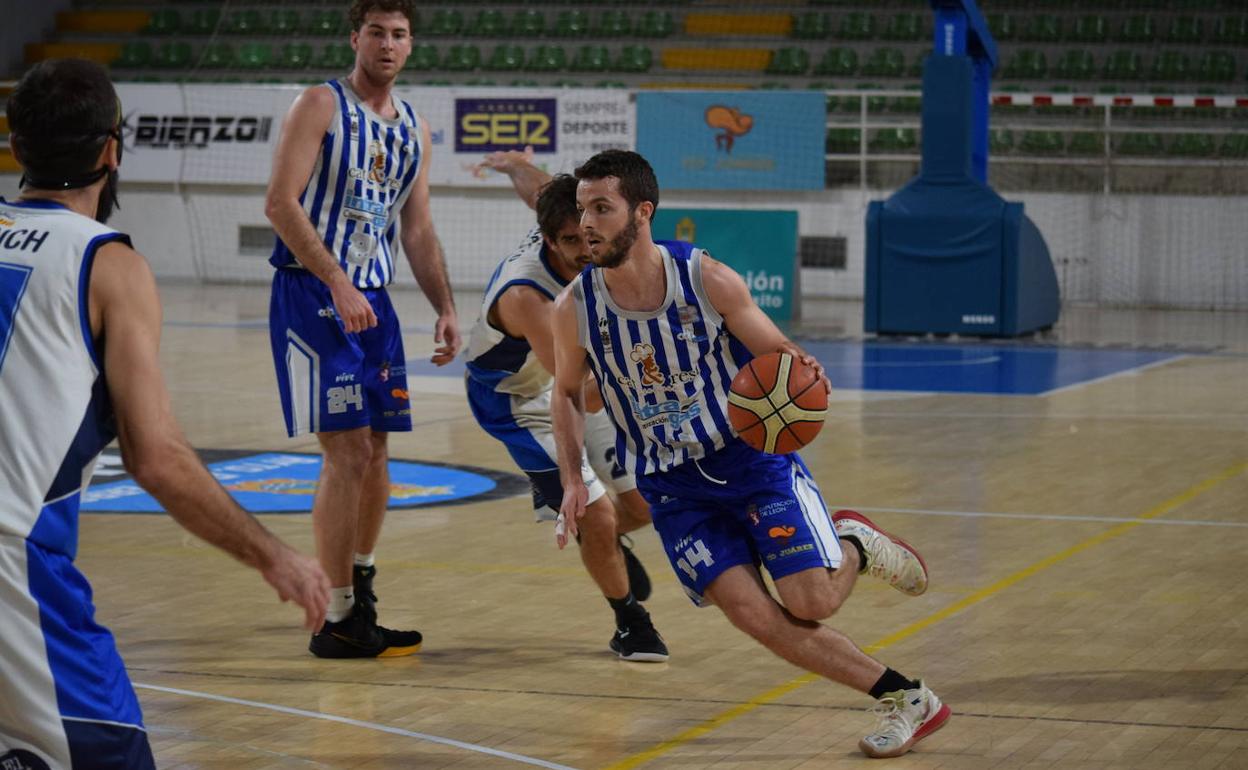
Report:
322,432,374,474
783,589,843,622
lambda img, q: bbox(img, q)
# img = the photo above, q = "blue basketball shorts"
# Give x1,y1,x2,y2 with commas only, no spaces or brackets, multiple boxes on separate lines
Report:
270,269,412,437
635,439,844,607
0,537,155,769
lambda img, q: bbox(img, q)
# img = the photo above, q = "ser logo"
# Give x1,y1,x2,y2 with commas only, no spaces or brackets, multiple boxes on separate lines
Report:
454,98,557,153
123,114,274,149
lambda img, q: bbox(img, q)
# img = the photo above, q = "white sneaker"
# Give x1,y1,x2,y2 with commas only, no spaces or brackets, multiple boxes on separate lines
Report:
832,510,929,596
859,681,951,758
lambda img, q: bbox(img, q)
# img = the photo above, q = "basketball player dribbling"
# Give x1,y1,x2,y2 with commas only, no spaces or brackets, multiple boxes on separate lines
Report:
550,150,951,758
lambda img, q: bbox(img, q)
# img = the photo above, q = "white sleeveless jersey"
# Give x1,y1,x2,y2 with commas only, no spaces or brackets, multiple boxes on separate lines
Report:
465,225,570,399
572,241,751,477
0,199,127,556
269,79,425,289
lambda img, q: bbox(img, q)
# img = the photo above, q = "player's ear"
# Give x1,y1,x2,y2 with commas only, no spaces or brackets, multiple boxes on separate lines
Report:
635,201,655,225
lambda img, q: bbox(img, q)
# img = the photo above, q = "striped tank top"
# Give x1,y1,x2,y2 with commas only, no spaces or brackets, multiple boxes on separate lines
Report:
269,79,424,289
572,241,751,477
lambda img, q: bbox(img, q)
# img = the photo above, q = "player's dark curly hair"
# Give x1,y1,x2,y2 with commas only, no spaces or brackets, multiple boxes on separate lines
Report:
6,59,119,183
573,150,660,215
535,175,581,240
349,0,415,31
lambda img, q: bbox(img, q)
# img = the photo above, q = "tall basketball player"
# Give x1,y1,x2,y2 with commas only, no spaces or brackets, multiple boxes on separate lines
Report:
550,150,951,758
265,0,459,658
0,59,329,770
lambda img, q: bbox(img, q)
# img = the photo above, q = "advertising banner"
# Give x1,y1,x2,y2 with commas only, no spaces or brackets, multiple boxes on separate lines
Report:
653,208,799,323
637,92,825,190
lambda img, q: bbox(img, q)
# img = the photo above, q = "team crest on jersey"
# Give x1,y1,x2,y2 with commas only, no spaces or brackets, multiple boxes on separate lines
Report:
367,140,388,184
630,343,665,386
598,318,613,351
678,305,700,326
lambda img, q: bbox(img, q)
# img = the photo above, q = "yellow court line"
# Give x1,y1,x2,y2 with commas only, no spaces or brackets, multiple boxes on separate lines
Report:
603,460,1247,770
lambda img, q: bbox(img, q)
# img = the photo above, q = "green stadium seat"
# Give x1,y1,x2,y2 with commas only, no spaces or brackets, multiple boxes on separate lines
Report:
1103,50,1142,80
1118,16,1155,44
792,13,829,40
1020,15,1061,43
615,45,653,73
427,10,464,37
763,47,813,76
142,9,180,36
512,11,545,39
1070,16,1108,43
316,44,354,70
815,48,857,77
825,128,860,154
988,128,1014,154
486,44,524,72
200,42,235,69
637,12,674,39
443,44,481,72
595,80,628,89
467,10,505,37
572,45,610,72
759,82,792,90
855,83,887,113
891,85,921,113
237,43,272,70
278,43,313,70
870,128,917,152
594,11,630,38
1019,131,1063,155
862,48,905,78
1197,51,1236,83
1221,134,1248,158
552,79,582,89
1169,133,1216,157
986,14,1014,42
882,13,922,42
1118,133,1164,156
407,44,439,71
305,10,346,37
1055,50,1096,81
553,11,589,38
1002,50,1047,80
1212,17,1248,46
223,10,264,35
152,41,193,69
525,45,564,72
1151,51,1191,81
114,41,152,68
185,9,221,36
1165,16,1203,44
838,12,875,40
1171,0,1219,9
268,10,301,37
1066,132,1103,155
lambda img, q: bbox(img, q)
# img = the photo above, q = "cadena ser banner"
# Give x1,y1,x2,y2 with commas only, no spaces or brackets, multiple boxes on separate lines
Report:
112,84,634,187
636,91,826,191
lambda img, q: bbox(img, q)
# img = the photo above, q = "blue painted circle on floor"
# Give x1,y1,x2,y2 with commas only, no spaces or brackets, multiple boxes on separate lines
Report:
82,450,527,514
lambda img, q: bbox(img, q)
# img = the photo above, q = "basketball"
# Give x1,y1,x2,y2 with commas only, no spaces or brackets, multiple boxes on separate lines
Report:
727,352,829,454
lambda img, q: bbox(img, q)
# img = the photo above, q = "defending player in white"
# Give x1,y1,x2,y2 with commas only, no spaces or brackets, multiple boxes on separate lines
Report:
551,150,951,758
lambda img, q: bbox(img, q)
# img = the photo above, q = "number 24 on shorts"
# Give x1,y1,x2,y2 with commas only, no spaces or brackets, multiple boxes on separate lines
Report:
676,539,714,580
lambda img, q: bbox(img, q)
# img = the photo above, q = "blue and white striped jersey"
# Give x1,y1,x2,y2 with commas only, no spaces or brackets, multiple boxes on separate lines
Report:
465,225,569,399
572,241,752,477
269,79,424,289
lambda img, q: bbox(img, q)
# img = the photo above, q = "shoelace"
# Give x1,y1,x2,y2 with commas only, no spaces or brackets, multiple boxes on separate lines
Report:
863,530,911,588
865,696,914,744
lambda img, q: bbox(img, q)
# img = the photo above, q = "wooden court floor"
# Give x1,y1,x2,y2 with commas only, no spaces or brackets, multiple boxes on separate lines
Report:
75,284,1248,769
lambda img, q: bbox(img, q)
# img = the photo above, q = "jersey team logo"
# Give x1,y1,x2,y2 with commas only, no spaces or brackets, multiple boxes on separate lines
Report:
630,343,665,386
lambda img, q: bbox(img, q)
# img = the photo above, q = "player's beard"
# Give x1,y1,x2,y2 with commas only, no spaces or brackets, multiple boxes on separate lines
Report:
593,216,639,269
95,168,120,224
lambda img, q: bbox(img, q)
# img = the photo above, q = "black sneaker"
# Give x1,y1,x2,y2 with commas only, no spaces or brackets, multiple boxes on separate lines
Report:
309,599,422,659
353,564,378,607
619,535,652,602
608,612,669,662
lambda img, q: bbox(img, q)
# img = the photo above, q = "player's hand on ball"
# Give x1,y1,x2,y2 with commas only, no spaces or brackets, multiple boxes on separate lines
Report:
779,342,831,393
558,481,589,548
329,279,377,334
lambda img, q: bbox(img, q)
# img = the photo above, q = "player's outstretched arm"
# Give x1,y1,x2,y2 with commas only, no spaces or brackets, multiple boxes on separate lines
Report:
264,85,376,333
550,286,591,547
473,146,552,210
701,255,830,393
402,120,460,365
91,242,330,630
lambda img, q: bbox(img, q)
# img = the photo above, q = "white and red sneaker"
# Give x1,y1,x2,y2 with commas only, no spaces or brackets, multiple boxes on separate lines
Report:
859,681,951,758
832,510,929,596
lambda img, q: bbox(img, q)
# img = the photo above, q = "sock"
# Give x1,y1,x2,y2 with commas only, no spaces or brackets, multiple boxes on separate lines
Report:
607,591,645,627
869,668,919,699
842,535,868,573
353,552,375,568
327,586,354,623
